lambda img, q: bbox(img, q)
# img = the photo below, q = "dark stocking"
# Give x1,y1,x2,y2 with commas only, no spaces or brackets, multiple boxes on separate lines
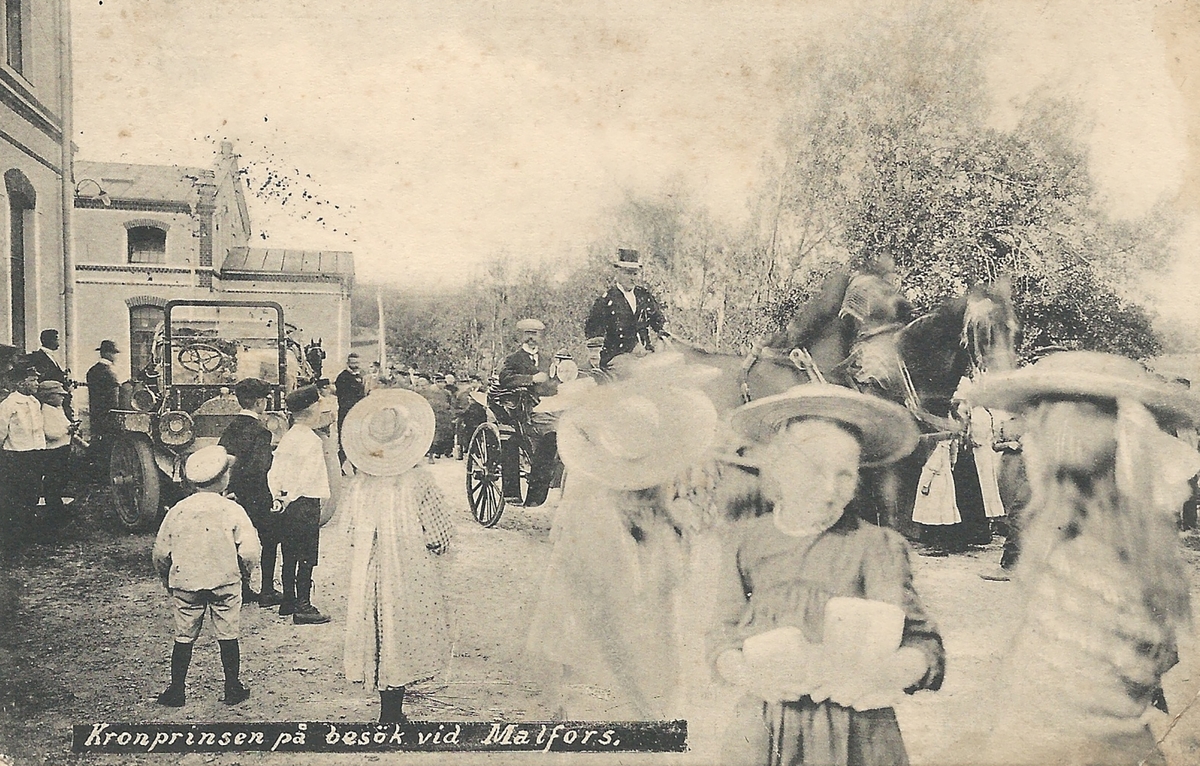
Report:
379,687,406,723
218,639,240,687
170,641,193,689
296,562,315,604
281,551,298,603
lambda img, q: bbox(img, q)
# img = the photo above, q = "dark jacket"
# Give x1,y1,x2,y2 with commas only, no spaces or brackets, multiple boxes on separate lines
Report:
334,368,366,425
584,285,666,367
85,360,120,434
28,349,68,385
498,348,557,401
218,414,275,519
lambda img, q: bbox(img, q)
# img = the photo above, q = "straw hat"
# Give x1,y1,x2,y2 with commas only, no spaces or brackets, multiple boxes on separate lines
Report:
730,384,919,467
341,389,436,476
969,351,1200,428
557,383,718,490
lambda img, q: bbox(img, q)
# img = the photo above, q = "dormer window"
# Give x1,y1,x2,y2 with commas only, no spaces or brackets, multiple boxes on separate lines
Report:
127,224,167,264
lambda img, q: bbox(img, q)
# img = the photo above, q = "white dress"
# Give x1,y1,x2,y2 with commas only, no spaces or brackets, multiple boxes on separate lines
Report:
342,468,453,690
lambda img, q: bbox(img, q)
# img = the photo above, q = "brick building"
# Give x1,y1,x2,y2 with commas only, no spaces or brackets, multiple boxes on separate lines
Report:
0,0,72,356
71,142,353,383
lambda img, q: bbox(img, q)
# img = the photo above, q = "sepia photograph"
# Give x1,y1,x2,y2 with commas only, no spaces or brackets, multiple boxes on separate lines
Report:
2,0,1200,763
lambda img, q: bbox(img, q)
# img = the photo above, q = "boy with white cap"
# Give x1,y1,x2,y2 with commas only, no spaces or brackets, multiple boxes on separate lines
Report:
152,445,261,707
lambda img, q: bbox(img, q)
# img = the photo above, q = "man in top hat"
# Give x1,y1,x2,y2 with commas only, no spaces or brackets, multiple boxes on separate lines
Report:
584,249,666,370
219,378,278,606
86,340,121,473
498,319,559,506
268,385,332,624
0,360,45,558
335,353,367,468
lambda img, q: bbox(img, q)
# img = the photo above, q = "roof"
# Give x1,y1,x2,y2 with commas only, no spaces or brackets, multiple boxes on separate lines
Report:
74,161,214,204
221,247,354,284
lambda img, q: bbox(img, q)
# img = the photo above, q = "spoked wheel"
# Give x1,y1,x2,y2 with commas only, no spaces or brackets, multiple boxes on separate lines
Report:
466,423,505,527
109,434,162,531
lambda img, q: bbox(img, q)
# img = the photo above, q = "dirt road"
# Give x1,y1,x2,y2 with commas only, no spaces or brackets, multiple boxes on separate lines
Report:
3,462,1200,764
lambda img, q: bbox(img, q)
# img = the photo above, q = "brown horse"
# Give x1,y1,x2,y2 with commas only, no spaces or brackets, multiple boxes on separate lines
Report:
662,278,1020,539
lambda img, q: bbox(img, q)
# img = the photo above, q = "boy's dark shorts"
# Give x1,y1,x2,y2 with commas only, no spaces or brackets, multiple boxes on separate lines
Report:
280,496,320,564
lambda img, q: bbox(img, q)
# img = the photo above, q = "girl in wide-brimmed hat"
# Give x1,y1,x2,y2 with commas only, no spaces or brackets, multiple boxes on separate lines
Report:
963,351,1200,766
339,388,455,723
710,384,944,766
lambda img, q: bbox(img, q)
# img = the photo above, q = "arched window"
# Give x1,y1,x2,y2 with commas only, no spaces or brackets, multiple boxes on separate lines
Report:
5,168,34,348
127,225,167,264
129,304,165,377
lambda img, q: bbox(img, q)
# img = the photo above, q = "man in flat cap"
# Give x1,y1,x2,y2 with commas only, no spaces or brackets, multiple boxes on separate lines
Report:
498,319,559,507
584,249,666,370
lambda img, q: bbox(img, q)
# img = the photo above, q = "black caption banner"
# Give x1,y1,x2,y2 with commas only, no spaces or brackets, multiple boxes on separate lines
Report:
72,721,688,754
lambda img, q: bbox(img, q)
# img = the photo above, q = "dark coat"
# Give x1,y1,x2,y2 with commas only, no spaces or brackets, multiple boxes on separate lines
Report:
584,285,666,368
85,360,120,435
498,347,557,401
334,368,366,425
219,414,275,519
28,349,68,385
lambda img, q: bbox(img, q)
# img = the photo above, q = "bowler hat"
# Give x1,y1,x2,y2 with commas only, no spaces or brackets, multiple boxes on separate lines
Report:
285,385,321,413
97,339,120,354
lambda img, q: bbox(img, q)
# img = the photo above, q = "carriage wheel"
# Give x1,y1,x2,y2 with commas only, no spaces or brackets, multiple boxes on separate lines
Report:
109,435,162,531
466,423,505,527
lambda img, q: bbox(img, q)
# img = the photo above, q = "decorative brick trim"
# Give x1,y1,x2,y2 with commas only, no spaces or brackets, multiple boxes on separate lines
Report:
75,197,192,214
76,263,192,274
124,295,169,308
123,218,171,231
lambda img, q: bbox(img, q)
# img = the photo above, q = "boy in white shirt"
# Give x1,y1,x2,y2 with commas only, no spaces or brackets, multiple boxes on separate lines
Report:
268,385,332,624
152,445,261,707
0,362,45,558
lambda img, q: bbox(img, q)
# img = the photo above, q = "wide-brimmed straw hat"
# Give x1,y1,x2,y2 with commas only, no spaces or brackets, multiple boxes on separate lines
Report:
730,384,919,466
341,389,436,476
968,350,1200,428
557,383,718,490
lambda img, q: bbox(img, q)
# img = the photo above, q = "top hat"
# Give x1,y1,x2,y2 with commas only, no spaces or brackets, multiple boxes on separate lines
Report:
613,248,643,269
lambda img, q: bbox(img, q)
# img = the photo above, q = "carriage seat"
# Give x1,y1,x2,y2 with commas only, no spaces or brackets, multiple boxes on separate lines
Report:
486,386,534,433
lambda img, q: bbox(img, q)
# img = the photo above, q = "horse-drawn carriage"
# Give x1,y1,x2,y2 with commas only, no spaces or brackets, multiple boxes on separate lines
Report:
463,383,537,528
105,299,314,530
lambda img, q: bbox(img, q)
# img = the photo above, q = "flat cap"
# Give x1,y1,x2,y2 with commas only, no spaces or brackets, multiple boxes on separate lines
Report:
285,385,321,413
516,318,545,332
185,445,233,485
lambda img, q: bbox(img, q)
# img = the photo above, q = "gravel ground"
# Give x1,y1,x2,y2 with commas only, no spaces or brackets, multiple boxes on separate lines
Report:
3,461,1200,765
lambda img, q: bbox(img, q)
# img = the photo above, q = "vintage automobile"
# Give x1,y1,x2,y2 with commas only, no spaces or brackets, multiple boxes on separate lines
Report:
106,299,312,530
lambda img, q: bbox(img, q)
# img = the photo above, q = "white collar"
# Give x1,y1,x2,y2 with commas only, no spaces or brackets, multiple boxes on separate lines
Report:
99,357,114,367
522,344,539,357
616,283,636,295
39,346,59,359
237,409,262,419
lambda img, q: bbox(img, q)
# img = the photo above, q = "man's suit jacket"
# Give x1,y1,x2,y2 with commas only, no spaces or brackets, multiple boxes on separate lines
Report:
85,360,119,434
498,348,557,401
219,414,275,519
28,349,68,385
334,368,366,425
584,285,666,367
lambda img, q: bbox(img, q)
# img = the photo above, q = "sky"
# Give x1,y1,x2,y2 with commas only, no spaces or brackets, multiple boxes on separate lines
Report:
70,0,1200,326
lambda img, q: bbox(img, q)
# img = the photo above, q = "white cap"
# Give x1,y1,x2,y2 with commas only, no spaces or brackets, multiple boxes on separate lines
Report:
185,445,233,485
